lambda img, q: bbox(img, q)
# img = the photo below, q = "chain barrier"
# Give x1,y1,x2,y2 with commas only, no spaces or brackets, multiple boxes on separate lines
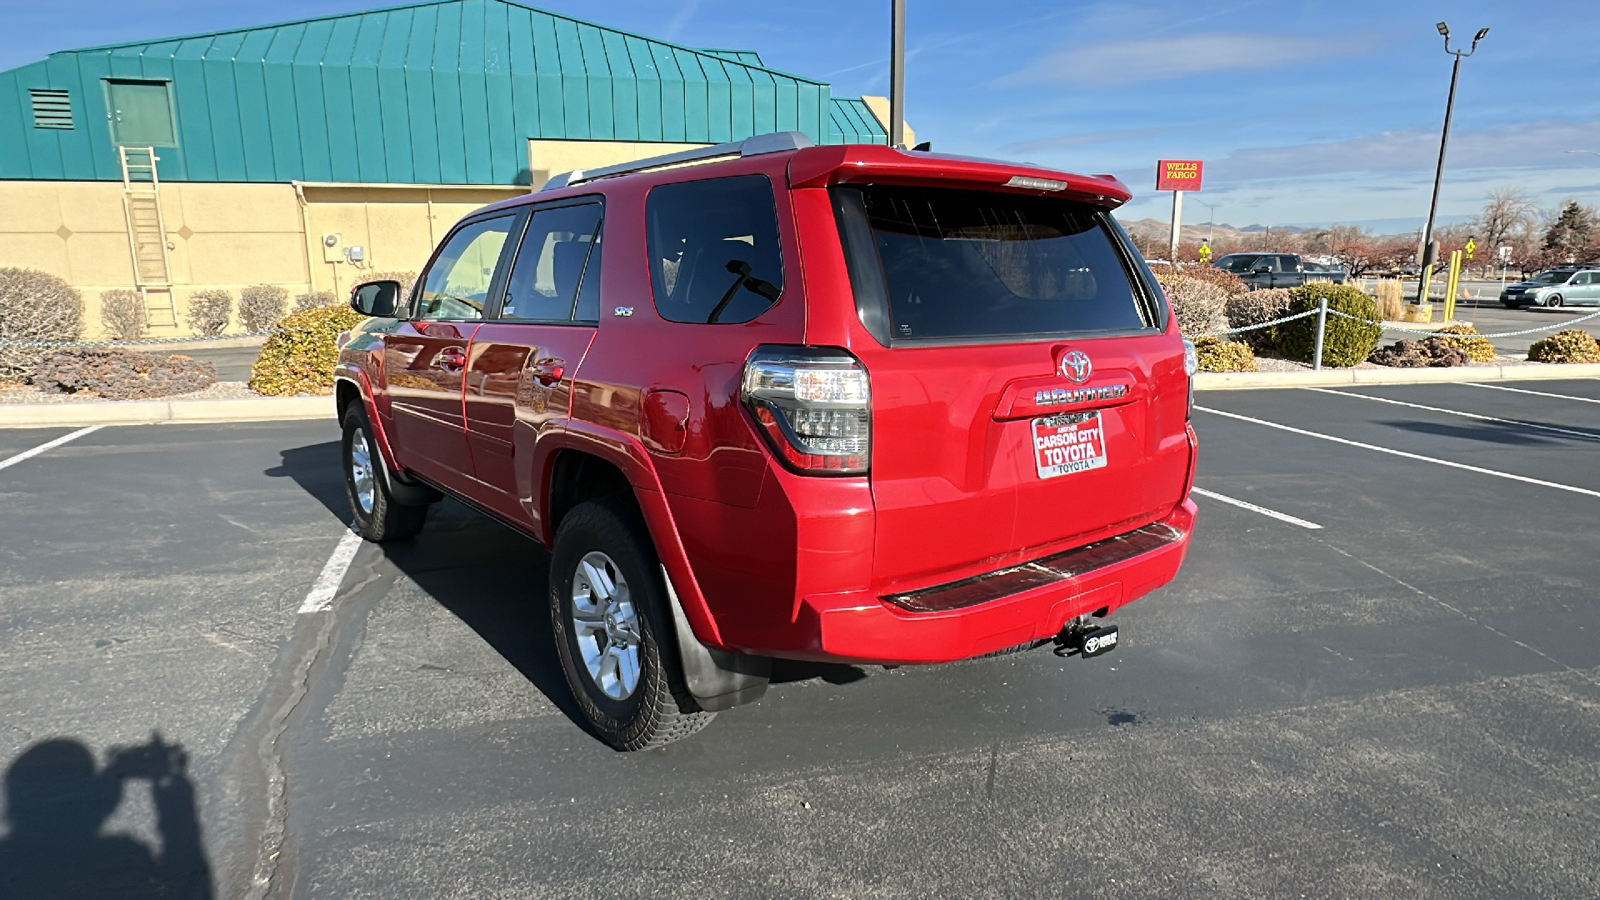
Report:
1326,307,1600,339
0,329,283,350
1188,308,1322,339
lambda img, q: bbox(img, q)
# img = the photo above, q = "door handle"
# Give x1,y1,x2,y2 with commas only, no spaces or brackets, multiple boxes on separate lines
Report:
438,347,467,373
528,358,566,386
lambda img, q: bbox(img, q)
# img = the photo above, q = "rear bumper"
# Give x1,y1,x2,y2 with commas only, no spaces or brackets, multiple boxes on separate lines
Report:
750,499,1195,665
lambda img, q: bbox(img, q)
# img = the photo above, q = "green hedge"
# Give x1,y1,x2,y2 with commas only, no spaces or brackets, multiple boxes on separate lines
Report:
1193,337,1257,372
249,305,363,396
1273,283,1382,367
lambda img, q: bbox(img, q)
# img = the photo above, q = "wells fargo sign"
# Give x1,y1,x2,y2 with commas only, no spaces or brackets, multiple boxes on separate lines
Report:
1156,159,1203,192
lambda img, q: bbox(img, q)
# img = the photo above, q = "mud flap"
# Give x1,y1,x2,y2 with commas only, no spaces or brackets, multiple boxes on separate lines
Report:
660,566,770,712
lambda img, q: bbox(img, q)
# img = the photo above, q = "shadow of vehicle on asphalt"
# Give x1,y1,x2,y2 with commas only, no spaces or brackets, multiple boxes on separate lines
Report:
266,441,872,742
0,733,214,900
1379,418,1600,446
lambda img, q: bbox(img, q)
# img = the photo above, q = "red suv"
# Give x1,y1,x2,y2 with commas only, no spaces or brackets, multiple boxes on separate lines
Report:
335,133,1199,750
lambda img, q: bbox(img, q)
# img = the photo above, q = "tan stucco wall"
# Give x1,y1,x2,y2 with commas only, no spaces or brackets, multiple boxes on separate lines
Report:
526,139,712,189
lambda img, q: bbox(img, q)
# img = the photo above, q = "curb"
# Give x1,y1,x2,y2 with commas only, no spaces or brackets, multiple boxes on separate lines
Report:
1198,363,1600,390
0,395,332,428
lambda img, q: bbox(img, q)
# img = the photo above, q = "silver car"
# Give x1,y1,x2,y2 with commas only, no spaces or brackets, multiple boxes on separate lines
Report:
1500,267,1600,308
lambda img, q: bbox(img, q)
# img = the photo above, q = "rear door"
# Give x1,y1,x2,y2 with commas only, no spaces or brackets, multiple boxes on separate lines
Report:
463,200,604,522
385,213,518,486
833,185,1190,591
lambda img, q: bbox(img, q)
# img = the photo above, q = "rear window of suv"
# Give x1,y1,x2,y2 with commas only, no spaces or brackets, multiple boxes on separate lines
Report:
833,185,1157,344
646,174,785,325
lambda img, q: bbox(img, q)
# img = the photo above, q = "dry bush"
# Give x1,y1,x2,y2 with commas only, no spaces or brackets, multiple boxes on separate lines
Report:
0,267,84,382
1432,323,1496,362
1193,337,1257,372
1374,279,1405,320
369,271,418,301
239,284,290,332
1176,263,1248,296
1155,273,1229,336
1528,329,1600,364
185,289,233,337
35,348,216,399
1223,288,1294,350
295,290,337,311
100,289,148,341
1371,337,1470,368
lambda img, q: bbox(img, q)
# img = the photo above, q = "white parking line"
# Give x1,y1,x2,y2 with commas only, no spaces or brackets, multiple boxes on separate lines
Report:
1303,388,1600,440
0,425,105,473
1463,382,1600,405
297,527,364,614
1191,487,1322,529
1196,406,1600,499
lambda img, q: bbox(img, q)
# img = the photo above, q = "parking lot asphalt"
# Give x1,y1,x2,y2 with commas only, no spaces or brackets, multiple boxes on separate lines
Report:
1,381,1598,898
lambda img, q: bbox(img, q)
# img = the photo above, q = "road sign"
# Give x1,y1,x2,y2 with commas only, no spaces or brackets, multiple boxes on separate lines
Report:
1498,245,1512,261
1464,238,1476,260
1156,160,1203,192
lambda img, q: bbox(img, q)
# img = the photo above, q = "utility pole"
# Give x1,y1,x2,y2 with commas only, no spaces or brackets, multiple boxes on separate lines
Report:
1416,22,1489,307
889,0,905,149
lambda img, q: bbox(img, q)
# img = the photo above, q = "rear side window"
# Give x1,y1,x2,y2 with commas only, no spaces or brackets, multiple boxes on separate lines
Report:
646,175,784,324
500,202,602,322
834,185,1156,343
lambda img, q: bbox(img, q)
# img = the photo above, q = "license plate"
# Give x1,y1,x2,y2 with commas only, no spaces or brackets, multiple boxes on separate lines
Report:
1032,411,1107,479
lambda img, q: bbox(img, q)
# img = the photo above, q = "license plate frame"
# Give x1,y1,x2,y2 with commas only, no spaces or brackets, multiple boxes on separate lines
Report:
1032,411,1108,480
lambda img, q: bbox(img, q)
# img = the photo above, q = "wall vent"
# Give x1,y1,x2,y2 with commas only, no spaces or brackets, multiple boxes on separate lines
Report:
30,89,72,129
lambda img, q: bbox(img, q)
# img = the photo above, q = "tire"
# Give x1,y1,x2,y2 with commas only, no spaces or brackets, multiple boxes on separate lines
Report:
549,497,713,750
342,404,428,542
1547,294,1564,308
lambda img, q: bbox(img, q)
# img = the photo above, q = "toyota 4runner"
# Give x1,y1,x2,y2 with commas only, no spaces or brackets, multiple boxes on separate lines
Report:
334,133,1199,750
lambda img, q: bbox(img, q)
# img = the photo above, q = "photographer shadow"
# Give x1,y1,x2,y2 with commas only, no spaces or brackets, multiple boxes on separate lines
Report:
0,734,213,900
266,441,590,732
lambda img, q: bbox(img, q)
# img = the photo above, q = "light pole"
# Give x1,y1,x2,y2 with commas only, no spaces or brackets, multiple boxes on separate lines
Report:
889,0,906,148
1415,22,1489,307
1197,199,1220,243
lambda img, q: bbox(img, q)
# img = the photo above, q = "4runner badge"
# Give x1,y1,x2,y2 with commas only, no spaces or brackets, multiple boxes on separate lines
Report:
1059,350,1092,383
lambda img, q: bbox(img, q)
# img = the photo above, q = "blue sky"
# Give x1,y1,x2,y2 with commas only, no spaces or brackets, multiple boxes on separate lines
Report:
4,0,1597,231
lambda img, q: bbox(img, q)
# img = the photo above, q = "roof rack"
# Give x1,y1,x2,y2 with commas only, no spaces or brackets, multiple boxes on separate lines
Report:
540,131,813,192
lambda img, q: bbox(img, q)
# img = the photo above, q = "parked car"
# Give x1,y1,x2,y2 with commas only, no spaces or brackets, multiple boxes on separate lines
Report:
334,134,1199,750
1500,266,1600,308
1213,252,1347,289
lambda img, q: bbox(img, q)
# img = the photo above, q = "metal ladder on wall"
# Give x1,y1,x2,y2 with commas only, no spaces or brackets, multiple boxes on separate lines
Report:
119,147,177,327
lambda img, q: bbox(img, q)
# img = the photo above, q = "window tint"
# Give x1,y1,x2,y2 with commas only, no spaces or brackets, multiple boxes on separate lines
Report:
416,216,515,321
500,203,602,321
835,185,1154,342
646,175,784,324
1278,256,1300,272
1217,254,1260,273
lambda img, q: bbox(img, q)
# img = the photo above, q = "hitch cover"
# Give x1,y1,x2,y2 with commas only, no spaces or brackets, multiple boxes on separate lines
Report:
1080,625,1119,658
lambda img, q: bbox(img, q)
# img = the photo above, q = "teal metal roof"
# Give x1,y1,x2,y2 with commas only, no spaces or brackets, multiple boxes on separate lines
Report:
0,0,886,184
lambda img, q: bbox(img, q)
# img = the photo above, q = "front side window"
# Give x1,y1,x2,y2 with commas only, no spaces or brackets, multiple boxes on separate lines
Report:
500,202,603,322
835,185,1155,343
646,175,785,325
415,216,515,321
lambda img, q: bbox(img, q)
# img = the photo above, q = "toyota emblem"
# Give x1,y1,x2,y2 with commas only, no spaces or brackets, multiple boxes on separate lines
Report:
1059,350,1093,384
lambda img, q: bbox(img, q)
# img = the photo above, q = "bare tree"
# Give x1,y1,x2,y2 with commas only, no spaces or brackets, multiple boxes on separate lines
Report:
1478,188,1538,273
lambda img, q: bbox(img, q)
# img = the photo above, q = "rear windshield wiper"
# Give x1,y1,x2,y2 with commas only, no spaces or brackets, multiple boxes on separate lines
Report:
707,259,781,323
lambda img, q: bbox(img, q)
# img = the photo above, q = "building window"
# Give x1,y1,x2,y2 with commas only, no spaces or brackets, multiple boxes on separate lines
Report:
30,89,72,130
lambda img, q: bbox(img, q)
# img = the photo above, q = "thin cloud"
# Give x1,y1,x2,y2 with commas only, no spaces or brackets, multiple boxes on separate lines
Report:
1003,125,1180,154
997,33,1362,86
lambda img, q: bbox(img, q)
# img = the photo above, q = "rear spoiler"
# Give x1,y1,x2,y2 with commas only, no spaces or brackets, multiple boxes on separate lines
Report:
787,144,1131,208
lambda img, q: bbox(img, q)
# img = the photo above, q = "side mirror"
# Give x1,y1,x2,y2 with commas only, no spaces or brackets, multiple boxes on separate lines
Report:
351,280,402,318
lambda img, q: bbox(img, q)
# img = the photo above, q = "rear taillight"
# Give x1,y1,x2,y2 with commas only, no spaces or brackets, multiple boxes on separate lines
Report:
1182,339,1198,420
741,346,871,475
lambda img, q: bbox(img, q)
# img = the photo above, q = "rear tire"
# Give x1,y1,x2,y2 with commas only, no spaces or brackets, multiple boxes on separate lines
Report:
550,497,713,750
342,405,428,542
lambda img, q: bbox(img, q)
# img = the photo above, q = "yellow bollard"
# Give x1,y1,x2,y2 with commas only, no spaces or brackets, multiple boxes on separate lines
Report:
1443,250,1463,322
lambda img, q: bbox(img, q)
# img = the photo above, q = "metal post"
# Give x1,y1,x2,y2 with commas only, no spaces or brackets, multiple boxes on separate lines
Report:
1168,190,1183,266
1312,298,1329,371
889,0,905,149
1416,52,1459,307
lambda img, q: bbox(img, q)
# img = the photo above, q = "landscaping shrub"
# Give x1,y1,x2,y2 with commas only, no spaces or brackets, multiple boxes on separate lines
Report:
249,304,363,396
0,268,84,383
1432,323,1496,363
1272,283,1383,367
1374,279,1405,321
239,284,289,332
1155,273,1229,336
1370,337,1469,368
1193,337,1257,372
294,290,337,312
99,289,148,341
1527,329,1600,364
185,289,233,337
35,348,215,400
1223,287,1293,350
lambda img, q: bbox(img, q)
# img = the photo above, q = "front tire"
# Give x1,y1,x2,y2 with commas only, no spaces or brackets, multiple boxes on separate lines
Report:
1547,294,1564,308
550,498,713,750
342,405,428,542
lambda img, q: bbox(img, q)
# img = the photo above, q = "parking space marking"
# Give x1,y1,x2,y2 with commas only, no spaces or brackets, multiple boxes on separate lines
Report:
297,527,363,614
1196,406,1600,499
1303,388,1600,441
1190,487,1322,529
1464,382,1600,405
0,425,104,473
